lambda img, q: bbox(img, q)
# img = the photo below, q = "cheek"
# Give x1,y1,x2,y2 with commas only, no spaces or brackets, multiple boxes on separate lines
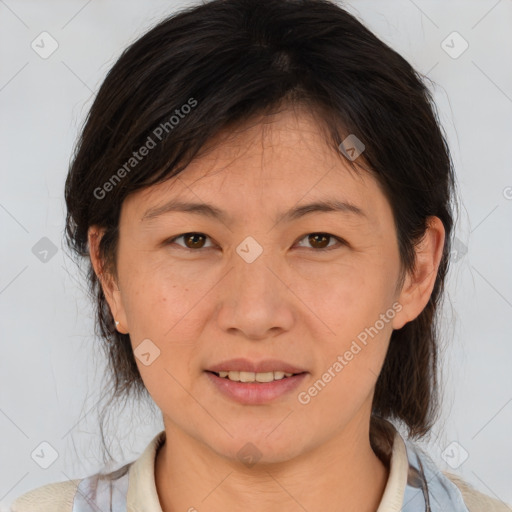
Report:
120,257,202,336
306,255,397,331
300,302,393,418
118,267,205,399
302,257,397,393
122,274,204,417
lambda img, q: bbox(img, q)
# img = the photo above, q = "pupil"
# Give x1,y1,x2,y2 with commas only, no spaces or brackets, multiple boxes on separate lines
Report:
186,233,204,248
310,233,328,248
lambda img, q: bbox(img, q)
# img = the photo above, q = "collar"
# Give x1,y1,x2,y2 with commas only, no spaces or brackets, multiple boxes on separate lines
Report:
117,426,468,512
127,430,166,511
376,429,410,511
126,428,411,512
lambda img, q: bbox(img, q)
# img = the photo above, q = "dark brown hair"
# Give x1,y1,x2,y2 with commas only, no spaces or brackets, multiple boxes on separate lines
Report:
64,0,456,465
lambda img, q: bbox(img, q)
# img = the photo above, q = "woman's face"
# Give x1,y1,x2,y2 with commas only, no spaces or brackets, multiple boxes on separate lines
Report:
94,109,430,463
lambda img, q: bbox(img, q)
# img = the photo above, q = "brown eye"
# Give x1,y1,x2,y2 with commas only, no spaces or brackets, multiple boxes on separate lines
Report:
168,232,213,250
184,233,206,248
296,232,344,251
309,233,330,249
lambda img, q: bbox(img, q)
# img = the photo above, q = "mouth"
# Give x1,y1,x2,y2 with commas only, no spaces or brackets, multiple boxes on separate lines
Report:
206,370,306,383
204,370,308,405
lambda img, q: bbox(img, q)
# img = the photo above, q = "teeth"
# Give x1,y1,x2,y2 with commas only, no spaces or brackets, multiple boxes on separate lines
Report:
216,370,295,382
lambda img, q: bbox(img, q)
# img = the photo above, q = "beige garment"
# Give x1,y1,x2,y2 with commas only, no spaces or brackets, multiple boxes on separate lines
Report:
10,430,511,512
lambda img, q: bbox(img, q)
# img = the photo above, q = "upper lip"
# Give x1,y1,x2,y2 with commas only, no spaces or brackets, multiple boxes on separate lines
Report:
206,358,308,374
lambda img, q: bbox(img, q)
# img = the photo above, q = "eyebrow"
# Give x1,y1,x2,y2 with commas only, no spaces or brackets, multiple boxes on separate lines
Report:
141,198,367,224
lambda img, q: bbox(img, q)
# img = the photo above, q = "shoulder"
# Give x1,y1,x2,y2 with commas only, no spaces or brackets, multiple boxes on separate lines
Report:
8,435,160,512
444,471,512,512
10,479,81,512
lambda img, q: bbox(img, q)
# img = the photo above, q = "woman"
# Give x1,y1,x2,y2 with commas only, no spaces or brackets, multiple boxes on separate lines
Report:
11,0,510,510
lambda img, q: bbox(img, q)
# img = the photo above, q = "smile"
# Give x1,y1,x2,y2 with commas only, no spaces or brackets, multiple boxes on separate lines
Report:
205,370,308,404
212,370,298,382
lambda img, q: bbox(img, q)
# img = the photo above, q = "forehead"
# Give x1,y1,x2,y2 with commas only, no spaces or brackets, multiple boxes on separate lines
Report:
122,108,392,230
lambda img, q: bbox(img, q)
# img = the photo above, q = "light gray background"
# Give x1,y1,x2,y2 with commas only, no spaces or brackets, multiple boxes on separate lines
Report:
1,0,511,508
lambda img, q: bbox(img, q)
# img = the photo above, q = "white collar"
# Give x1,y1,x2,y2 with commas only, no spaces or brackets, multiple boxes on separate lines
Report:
126,428,410,512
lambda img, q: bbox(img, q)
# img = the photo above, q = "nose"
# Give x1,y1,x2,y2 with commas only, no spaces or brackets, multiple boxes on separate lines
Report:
215,242,295,340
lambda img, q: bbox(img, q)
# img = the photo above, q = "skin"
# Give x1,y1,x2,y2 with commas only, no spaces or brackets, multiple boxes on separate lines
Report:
89,107,445,512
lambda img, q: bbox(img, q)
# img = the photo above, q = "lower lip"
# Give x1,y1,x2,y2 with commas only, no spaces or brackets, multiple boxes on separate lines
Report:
205,371,308,405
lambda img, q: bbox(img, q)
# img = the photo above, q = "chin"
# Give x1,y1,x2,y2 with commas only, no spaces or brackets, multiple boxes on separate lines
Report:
208,431,306,467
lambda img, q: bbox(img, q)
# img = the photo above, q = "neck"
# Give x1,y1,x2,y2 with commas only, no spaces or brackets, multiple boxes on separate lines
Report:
155,416,390,512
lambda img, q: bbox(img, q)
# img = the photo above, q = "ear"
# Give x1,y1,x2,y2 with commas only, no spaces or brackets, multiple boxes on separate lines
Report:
88,225,129,334
392,216,446,330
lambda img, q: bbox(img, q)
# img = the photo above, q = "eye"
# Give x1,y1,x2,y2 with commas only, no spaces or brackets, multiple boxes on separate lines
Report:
167,232,214,250
165,232,346,252
295,232,346,251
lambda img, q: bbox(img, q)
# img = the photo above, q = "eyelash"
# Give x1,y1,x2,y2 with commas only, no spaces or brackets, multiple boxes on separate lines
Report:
165,232,347,252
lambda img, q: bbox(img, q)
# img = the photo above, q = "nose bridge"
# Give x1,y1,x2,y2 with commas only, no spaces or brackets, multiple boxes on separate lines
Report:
215,233,294,337
232,233,281,300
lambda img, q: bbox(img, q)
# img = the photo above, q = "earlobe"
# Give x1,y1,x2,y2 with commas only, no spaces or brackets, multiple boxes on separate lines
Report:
392,217,446,330
88,226,129,334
